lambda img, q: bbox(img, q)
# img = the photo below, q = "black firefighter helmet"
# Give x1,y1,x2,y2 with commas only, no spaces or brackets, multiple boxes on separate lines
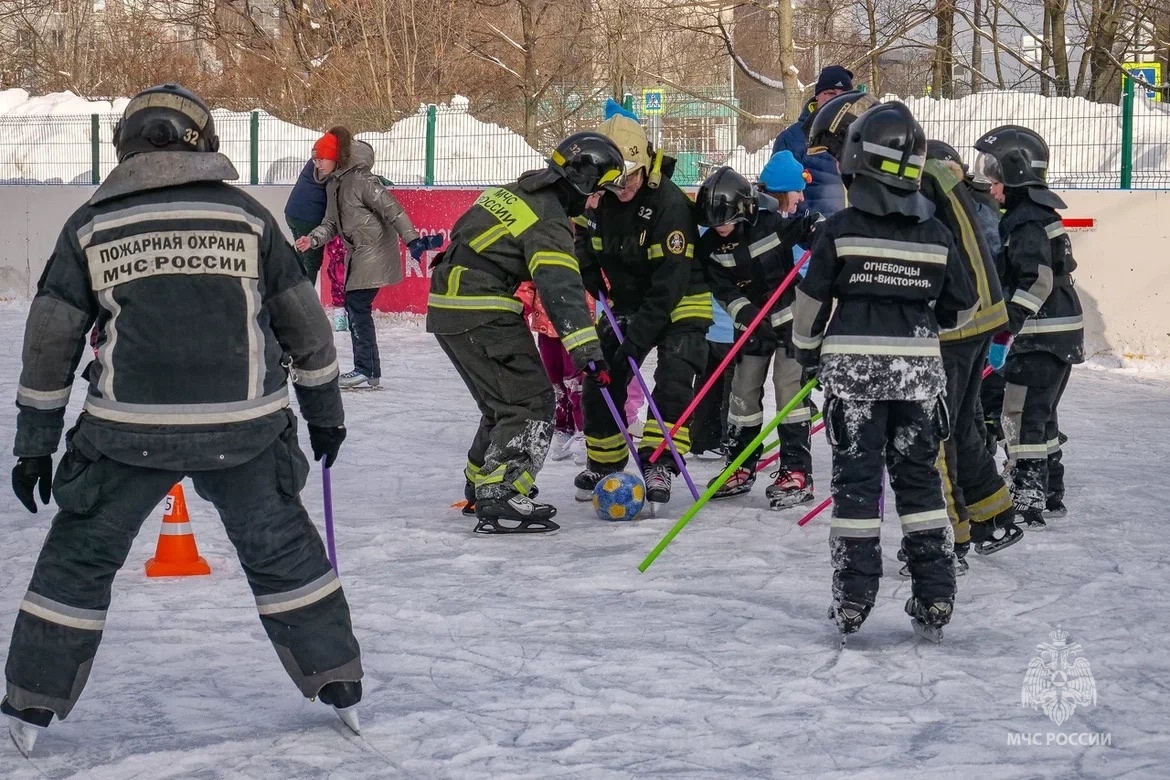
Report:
807,90,881,159
548,131,626,196
696,166,758,227
973,125,1050,188
113,83,220,163
839,101,927,192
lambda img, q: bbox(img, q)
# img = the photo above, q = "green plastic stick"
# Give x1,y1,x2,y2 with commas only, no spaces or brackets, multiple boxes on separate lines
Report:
639,378,818,572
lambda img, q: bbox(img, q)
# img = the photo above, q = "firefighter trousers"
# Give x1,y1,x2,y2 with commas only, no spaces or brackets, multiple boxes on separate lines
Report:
727,346,813,473
825,397,956,608
5,417,362,720
940,337,1014,546
582,325,708,473
1002,352,1071,511
435,317,555,500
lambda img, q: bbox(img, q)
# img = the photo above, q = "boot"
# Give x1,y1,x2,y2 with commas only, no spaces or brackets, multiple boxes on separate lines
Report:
905,596,954,643
318,680,362,734
2,697,52,756
829,599,872,644
643,463,672,504
709,466,755,499
1045,492,1067,518
765,468,813,509
971,508,1025,554
575,468,615,502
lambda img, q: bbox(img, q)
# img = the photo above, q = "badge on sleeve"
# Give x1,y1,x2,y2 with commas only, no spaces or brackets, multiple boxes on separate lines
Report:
666,230,686,255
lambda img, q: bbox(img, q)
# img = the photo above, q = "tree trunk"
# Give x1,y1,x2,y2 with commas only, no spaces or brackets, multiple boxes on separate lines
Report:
932,0,955,97
867,0,881,94
1040,10,1051,96
777,0,802,121
1047,0,1071,96
519,0,538,145
971,0,982,92
1087,0,1125,101
991,0,1005,87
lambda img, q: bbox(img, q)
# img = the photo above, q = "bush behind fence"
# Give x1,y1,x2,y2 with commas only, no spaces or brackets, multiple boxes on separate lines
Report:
0,86,1166,189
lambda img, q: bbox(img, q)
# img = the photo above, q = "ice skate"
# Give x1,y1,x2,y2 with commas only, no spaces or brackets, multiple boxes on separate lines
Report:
474,493,559,534
1045,493,1067,519
1018,509,1047,530
549,431,575,462
765,469,813,510
2,698,51,757
709,466,754,499
905,597,953,644
317,680,362,735
643,463,672,507
971,511,1025,555
692,446,727,461
338,370,381,390
829,600,871,647
575,468,613,501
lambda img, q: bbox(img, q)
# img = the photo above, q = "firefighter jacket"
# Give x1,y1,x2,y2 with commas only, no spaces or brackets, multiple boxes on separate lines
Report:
574,174,711,355
15,151,342,468
920,159,1009,344
998,192,1085,364
425,170,603,370
792,205,980,400
699,209,820,346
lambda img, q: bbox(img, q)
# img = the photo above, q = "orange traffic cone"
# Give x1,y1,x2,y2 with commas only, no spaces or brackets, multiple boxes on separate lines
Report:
145,484,211,577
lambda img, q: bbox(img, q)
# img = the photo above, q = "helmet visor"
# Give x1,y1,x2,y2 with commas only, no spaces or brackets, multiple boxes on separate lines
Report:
597,165,627,193
974,151,1003,184
700,195,749,228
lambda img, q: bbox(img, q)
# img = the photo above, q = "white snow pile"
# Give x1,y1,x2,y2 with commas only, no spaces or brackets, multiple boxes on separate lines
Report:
0,91,543,186
721,91,1170,188
1,88,1166,187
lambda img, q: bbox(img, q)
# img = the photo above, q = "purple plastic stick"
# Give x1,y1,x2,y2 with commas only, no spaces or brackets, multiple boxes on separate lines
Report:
323,467,338,571
596,294,700,501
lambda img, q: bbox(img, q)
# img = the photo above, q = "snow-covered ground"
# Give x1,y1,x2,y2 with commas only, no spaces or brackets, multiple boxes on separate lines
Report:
1,304,1168,779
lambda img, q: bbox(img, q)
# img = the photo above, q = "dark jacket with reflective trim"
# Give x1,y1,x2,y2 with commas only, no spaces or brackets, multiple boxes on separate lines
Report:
792,206,979,400
575,176,711,354
425,171,602,370
920,159,1008,343
699,208,819,345
14,151,342,467
999,196,1084,364
771,102,847,218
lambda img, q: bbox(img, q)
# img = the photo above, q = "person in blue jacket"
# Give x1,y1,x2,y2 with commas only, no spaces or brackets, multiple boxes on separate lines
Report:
284,155,330,284
771,66,854,217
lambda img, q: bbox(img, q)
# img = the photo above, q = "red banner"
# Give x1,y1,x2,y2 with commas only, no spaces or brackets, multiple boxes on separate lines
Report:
320,187,482,314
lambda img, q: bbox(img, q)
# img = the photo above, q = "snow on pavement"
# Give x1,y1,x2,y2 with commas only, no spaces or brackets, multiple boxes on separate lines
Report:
1,304,1168,779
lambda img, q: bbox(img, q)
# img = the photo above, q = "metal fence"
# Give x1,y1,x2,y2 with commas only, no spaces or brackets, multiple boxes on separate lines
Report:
0,82,1167,188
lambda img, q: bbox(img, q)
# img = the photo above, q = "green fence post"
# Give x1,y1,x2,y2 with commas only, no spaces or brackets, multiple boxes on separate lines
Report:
425,104,437,186
249,111,260,185
623,93,634,113
91,114,100,185
1120,74,1134,189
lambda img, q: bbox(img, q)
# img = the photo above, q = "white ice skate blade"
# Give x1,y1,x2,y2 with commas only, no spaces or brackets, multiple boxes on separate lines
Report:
912,620,944,644
340,385,384,392
8,716,43,756
648,502,665,517
574,489,592,502
335,705,361,735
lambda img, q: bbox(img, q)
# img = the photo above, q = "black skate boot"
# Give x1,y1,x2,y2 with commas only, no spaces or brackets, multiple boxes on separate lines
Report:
643,463,672,506
317,680,362,734
1045,492,1067,519
2,697,53,756
575,468,614,502
462,480,476,516
709,466,755,499
829,600,872,646
953,542,970,576
474,492,560,534
971,509,1025,555
905,597,953,644
1018,509,1046,530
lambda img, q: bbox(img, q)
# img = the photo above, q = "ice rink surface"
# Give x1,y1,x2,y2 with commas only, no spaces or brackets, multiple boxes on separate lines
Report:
1,306,1168,779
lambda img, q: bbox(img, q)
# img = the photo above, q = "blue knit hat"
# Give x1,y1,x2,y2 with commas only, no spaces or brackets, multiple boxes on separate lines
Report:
758,150,809,193
604,98,641,123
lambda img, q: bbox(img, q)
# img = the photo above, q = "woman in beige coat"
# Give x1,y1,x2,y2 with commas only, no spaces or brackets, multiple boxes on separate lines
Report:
296,126,428,388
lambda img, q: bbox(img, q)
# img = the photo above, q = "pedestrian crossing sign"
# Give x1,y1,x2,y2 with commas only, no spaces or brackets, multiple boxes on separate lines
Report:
1122,62,1163,102
643,89,665,115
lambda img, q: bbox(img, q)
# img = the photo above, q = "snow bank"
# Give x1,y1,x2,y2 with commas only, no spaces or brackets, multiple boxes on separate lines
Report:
720,91,1169,188
0,90,541,186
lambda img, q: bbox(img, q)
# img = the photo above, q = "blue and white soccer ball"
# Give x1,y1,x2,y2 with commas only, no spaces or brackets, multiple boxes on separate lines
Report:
592,472,646,521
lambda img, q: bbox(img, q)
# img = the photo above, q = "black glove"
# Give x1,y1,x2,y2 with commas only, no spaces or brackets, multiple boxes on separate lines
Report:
308,425,347,469
586,359,612,387
407,238,430,261
800,364,819,385
12,456,52,513
745,322,779,354
613,339,644,368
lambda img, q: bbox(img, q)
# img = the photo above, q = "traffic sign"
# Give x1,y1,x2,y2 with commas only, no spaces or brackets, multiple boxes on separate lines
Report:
642,89,665,115
1122,62,1163,102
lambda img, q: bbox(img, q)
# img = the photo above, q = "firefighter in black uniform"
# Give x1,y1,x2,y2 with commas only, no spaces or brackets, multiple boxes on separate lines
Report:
792,102,978,641
4,84,361,753
427,132,623,533
695,165,820,507
919,140,1024,561
573,113,713,504
973,125,1084,529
